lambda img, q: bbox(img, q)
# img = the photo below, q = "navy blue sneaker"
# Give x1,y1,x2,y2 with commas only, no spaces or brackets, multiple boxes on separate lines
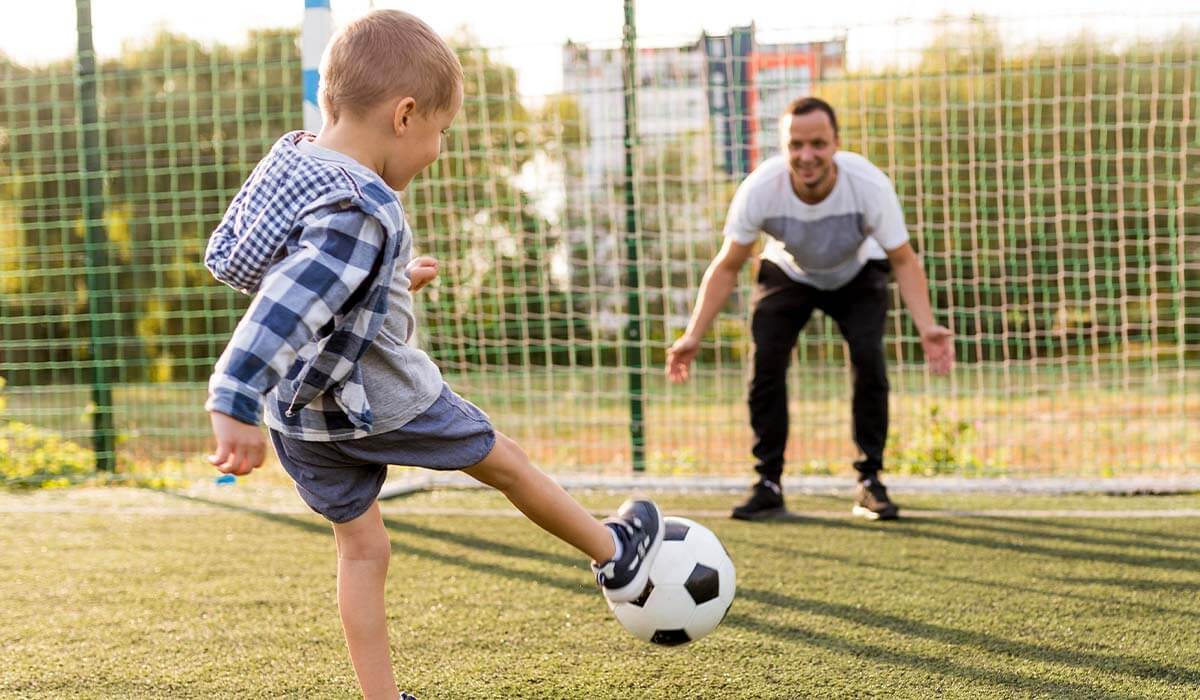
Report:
591,498,664,603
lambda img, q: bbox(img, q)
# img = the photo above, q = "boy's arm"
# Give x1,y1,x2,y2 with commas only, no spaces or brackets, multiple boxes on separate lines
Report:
205,208,385,463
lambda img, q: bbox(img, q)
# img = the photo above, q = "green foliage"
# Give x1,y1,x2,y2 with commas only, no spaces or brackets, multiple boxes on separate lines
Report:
0,29,294,387
820,21,1200,363
2,20,1196,389
890,404,1004,476
0,15,1197,490
406,36,590,368
0,421,95,489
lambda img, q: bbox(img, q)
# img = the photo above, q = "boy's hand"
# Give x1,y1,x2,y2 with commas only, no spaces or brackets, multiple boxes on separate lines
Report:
208,411,266,475
407,256,438,292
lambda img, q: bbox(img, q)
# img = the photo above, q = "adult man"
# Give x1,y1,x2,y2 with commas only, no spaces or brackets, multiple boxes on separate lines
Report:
666,97,954,521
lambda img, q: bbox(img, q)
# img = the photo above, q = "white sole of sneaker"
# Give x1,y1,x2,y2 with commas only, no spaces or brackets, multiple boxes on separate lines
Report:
852,505,899,521
603,506,665,604
852,505,882,521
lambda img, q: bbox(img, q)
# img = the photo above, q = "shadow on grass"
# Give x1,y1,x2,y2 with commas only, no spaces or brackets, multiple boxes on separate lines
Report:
913,515,1200,557
165,492,594,598
164,492,1199,695
755,513,1200,575
734,586,1199,690
722,611,1130,700
1050,577,1200,593
380,517,583,571
380,516,595,596
166,492,331,536
983,513,1200,545
749,541,1200,622
907,517,1200,573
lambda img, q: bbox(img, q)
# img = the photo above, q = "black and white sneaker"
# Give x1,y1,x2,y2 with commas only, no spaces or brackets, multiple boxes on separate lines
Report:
731,479,786,521
400,692,417,700
591,498,664,603
853,476,899,521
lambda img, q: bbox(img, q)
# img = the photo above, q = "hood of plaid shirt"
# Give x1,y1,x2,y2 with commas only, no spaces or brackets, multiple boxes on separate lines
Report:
205,131,405,431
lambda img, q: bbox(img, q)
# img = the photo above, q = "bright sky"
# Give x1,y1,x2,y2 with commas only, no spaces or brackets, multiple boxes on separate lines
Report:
2,0,1193,95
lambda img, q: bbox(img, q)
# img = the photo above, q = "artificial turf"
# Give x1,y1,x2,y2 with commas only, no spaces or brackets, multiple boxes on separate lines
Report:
2,485,1198,698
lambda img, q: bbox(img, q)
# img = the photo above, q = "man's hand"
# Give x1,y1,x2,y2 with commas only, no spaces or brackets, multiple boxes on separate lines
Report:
665,335,701,383
920,325,955,376
208,412,266,476
407,256,438,292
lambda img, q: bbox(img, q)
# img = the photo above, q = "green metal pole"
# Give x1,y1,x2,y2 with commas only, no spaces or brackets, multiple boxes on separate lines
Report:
621,0,645,473
76,0,115,472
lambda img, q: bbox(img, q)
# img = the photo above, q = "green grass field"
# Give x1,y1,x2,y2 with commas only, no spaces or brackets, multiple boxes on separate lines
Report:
3,484,1199,698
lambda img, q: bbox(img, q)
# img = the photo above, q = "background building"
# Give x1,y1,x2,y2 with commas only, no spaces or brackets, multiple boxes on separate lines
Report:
563,25,846,191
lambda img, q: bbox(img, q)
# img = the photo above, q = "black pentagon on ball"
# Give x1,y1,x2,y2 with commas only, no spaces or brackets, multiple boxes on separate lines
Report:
650,628,691,646
664,521,690,541
684,563,720,605
630,580,654,608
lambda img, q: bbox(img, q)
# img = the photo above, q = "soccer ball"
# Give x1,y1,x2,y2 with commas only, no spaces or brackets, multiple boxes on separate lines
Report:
608,516,735,646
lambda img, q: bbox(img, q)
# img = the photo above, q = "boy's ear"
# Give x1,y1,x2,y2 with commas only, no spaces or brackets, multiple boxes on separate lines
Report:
392,97,417,136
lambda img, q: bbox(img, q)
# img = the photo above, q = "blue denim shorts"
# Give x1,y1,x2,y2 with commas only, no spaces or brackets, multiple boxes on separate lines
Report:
270,383,495,523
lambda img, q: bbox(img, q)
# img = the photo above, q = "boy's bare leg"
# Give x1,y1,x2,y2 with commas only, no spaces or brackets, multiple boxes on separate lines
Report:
332,502,399,700
464,433,616,564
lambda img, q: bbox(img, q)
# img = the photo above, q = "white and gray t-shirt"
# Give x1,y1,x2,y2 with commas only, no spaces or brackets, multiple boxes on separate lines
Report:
723,151,910,290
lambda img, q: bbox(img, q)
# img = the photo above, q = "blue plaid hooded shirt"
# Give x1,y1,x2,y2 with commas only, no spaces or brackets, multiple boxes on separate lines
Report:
204,131,409,440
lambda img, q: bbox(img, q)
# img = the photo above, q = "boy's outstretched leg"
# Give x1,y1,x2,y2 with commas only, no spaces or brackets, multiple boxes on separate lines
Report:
463,432,663,602
332,502,400,700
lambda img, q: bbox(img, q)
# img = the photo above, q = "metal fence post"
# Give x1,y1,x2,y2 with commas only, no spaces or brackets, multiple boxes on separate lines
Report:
75,0,115,472
622,0,646,473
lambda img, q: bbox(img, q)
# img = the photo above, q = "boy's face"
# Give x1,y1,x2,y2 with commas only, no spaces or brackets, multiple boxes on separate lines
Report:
384,85,463,191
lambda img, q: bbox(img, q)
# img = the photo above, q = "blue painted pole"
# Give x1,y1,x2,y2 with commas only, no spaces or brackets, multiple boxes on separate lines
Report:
302,0,333,132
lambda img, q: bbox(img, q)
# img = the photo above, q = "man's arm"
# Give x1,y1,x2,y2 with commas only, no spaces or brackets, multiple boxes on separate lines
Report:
665,238,755,383
886,242,954,375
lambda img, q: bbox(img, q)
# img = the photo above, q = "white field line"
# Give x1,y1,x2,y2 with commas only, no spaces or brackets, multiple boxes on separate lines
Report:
2,503,1198,519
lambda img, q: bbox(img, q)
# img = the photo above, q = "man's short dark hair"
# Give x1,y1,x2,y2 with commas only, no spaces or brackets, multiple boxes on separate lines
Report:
784,96,838,138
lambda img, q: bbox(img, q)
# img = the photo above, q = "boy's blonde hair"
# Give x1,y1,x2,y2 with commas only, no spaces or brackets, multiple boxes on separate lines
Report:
319,9,463,123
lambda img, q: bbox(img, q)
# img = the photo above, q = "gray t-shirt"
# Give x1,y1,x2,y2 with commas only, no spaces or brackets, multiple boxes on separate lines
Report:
297,141,444,434
723,151,910,290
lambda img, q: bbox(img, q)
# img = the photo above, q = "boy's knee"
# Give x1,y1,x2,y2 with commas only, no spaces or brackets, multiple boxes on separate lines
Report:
466,434,530,492
338,531,392,562
333,514,392,561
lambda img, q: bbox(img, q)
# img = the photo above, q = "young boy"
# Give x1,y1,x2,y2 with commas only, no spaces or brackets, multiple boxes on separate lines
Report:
203,11,662,700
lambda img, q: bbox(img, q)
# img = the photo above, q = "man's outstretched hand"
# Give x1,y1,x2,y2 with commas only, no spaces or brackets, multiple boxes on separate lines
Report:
665,335,701,383
920,325,955,376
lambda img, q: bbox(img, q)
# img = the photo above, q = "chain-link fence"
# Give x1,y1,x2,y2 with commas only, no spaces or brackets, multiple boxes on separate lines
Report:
1,10,1197,483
